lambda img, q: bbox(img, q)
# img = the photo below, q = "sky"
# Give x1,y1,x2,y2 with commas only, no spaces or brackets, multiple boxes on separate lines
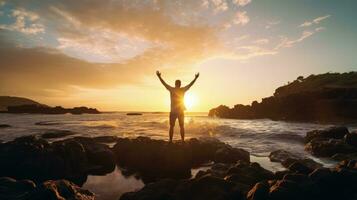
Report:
0,0,356,112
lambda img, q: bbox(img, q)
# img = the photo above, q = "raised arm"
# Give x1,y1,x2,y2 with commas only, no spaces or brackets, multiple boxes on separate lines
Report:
156,71,172,90
183,73,199,91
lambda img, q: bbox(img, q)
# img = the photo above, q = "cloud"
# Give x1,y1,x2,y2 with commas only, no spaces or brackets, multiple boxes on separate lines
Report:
299,15,330,27
0,0,330,102
253,38,269,45
233,11,250,25
57,29,158,63
265,20,280,29
211,0,229,13
0,0,220,99
315,27,325,32
275,31,315,49
232,0,252,6
230,45,277,60
0,8,45,35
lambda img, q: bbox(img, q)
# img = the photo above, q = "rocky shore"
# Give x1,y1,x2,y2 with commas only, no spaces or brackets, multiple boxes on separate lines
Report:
1,126,357,199
209,72,357,123
5,104,100,114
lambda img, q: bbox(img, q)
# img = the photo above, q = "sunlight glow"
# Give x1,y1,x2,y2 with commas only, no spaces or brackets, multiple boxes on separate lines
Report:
184,92,198,110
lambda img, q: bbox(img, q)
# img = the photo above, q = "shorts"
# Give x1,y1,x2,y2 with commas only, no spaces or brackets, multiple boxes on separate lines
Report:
169,111,184,127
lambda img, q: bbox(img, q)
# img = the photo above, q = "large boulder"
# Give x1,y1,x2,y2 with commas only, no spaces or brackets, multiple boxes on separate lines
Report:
214,146,250,163
65,137,116,175
194,161,274,194
0,135,115,184
0,177,36,199
224,162,274,193
0,177,94,200
308,162,357,200
112,137,250,182
120,175,244,200
305,138,357,157
247,159,357,200
305,127,349,143
269,150,301,163
269,149,322,173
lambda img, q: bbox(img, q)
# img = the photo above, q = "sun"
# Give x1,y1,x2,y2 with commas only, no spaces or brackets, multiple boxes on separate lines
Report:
184,92,198,110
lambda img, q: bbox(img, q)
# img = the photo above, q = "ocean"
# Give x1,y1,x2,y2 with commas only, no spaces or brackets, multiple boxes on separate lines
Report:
1,112,356,199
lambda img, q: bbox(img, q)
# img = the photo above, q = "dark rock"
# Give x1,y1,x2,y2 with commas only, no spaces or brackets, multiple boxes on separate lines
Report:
210,163,232,177
33,179,95,200
282,173,311,184
0,135,115,184
224,162,274,193
287,161,312,174
269,149,300,163
345,132,357,147
181,175,243,200
274,170,290,180
331,152,357,161
214,146,250,163
0,177,94,200
336,159,357,169
0,177,36,199
120,179,178,200
305,138,357,157
92,135,118,143
58,137,116,175
282,157,322,169
305,126,349,143
41,130,75,139
112,137,249,182
246,181,270,200
270,149,322,171
0,124,11,128
120,175,244,200
269,179,301,200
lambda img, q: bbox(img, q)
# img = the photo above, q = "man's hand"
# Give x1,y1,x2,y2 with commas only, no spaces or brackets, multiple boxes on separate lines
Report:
156,70,161,77
195,73,200,79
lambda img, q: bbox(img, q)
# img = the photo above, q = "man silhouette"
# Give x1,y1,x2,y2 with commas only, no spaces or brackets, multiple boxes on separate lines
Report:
156,71,199,142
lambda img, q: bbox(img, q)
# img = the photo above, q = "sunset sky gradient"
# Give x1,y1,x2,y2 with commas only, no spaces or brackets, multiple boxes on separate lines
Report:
0,0,356,111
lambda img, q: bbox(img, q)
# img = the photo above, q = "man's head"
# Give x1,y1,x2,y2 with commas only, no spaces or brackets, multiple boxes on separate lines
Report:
175,80,181,88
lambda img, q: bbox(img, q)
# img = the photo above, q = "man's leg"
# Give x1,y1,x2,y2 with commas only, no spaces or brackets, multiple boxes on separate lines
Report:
169,112,176,143
178,112,185,142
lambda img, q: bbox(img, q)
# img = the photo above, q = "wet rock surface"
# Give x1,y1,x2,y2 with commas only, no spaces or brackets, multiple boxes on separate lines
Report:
120,158,357,200
3,133,357,200
120,175,244,200
269,149,322,174
112,137,250,182
304,127,357,159
305,126,349,143
0,135,115,185
247,159,357,200
0,177,94,200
